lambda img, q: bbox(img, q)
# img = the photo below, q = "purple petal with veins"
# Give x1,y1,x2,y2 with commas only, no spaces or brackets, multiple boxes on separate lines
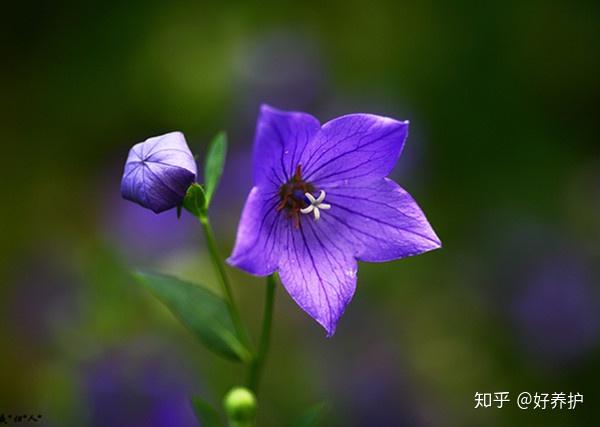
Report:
229,105,441,336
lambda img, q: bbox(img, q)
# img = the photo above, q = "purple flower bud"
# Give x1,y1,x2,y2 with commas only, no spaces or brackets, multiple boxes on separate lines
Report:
121,132,197,213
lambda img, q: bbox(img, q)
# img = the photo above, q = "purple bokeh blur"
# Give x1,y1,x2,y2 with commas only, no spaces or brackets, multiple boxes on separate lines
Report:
7,253,82,352
99,169,198,260
490,222,600,368
81,340,198,427
510,252,599,366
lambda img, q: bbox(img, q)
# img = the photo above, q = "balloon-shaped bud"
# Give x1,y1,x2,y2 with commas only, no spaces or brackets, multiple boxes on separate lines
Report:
121,131,197,213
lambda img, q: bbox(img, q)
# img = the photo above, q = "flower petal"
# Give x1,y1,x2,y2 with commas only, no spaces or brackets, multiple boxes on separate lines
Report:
252,104,321,188
141,131,197,175
300,114,408,185
278,219,357,337
322,178,441,262
227,186,283,275
121,164,195,214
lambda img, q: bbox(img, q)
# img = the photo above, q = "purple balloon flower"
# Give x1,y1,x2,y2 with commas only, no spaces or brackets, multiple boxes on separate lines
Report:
121,132,197,213
228,105,441,336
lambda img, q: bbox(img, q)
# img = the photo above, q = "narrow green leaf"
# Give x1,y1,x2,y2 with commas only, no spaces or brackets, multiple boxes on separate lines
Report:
134,271,251,362
183,183,207,218
293,402,328,427
192,396,225,427
204,132,228,207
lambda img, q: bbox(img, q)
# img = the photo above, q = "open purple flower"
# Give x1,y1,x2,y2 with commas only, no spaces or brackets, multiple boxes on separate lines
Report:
121,132,197,213
228,105,441,336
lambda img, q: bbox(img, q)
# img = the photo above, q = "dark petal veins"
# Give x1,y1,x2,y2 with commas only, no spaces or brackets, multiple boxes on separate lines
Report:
278,214,357,337
300,116,370,173
121,163,144,204
143,132,197,173
299,114,409,184
252,104,321,189
269,166,286,187
123,163,195,213
322,178,441,262
145,148,196,160
227,186,284,275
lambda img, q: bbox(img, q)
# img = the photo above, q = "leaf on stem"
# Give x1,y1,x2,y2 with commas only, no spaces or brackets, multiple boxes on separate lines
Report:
134,271,251,362
204,132,227,207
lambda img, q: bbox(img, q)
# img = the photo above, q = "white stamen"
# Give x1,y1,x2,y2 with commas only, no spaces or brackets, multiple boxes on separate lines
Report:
300,190,331,221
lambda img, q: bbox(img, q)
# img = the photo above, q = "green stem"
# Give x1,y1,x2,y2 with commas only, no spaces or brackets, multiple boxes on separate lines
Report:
248,274,276,393
199,214,250,349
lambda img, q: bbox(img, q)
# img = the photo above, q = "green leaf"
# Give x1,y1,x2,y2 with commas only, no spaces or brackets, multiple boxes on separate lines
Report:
191,396,225,427
204,132,228,207
183,183,207,218
134,271,251,362
293,402,328,427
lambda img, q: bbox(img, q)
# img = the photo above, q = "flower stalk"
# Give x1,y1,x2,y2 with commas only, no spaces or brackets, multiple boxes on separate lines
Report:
248,274,276,393
198,212,250,350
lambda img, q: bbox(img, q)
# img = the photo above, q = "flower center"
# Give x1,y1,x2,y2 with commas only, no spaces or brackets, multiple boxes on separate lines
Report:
277,165,315,228
300,190,331,221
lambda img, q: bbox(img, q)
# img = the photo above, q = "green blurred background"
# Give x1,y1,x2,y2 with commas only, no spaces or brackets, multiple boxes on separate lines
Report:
1,1,599,426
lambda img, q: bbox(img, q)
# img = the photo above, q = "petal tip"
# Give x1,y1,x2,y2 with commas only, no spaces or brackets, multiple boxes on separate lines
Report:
429,230,443,249
316,310,344,338
226,254,276,277
324,326,337,338
259,103,279,115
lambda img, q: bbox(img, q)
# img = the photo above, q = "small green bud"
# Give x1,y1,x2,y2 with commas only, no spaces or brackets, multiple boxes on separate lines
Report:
182,183,207,218
223,386,257,425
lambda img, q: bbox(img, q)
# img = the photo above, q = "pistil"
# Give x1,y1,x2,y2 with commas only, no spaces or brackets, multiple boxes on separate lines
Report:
300,190,331,221
277,165,315,228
